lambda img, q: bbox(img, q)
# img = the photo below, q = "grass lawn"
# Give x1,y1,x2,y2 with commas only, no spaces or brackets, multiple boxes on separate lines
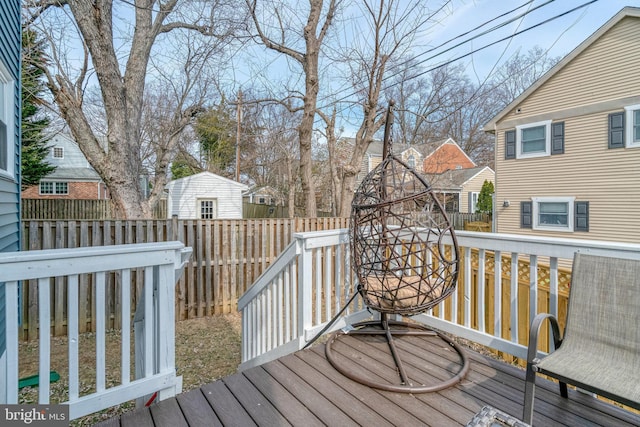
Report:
17,313,242,426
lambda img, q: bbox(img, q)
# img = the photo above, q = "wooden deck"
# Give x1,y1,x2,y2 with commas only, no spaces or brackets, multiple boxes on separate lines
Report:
98,331,640,426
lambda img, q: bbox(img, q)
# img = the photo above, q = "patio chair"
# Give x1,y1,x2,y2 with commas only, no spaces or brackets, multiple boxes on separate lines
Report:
523,252,640,425
324,101,469,393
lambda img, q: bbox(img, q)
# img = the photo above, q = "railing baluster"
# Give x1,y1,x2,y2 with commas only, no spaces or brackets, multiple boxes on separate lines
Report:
325,246,332,321
5,280,19,404
38,277,51,404
529,255,538,328
121,269,131,385
510,252,519,344
494,251,502,337
144,266,154,377
463,247,472,328
315,248,322,325
477,249,486,332
96,271,106,392
68,274,80,400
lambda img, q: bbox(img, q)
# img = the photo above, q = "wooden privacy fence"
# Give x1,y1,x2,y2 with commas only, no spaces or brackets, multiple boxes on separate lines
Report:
19,217,348,340
22,198,167,220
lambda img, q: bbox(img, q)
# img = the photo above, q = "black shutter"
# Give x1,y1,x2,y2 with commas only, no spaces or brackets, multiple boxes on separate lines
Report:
574,201,589,232
551,122,564,155
505,130,516,159
521,201,532,229
608,112,625,149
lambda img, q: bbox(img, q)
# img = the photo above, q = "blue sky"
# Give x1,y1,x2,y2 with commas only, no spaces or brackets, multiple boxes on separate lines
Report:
425,0,640,82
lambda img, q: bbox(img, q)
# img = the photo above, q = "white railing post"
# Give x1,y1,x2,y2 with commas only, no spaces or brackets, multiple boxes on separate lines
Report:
2,281,19,404
297,235,313,347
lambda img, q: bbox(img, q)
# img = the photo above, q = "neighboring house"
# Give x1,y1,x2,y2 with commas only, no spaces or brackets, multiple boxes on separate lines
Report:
165,172,248,219
425,166,495,213
484,7,640,243
243,185,284,206
0,0,21,402
21,133,109,199
342,137,477,186
421,138,477,174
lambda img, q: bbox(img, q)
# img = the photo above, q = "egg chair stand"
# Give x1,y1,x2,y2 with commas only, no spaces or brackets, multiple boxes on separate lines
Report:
324,100,469,393
324,314,469,393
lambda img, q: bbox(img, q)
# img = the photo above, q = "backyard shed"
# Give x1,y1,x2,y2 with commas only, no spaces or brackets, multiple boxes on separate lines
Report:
165,172,248,219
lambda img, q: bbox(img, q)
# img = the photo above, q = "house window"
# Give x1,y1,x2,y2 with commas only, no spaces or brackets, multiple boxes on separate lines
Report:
0,62,15,179
258,197,266,204
470,192,479,213
199,199,217,219
625,104,640,147
408,155,415,169
53,146,64,158
516,120,551,158
40,181,68,195
532,197,575,232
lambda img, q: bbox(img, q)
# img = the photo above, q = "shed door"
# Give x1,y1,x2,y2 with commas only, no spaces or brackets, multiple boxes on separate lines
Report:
198,198,218,219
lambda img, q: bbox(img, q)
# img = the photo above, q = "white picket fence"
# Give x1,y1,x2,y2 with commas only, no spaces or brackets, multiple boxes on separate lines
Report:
238,228,640,370
0,242,191,420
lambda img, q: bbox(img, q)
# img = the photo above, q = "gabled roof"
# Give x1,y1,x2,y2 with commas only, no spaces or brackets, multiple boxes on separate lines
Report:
425,166,494,191
422,138,476,167
45,167,101,181
165,171,248,190
351,137,460,158
484,6,640,131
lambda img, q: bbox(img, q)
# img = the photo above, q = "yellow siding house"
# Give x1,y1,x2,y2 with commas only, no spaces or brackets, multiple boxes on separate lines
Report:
485,7,640,243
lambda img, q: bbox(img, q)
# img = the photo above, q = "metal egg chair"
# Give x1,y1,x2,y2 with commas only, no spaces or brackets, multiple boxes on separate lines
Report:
324,101,469,393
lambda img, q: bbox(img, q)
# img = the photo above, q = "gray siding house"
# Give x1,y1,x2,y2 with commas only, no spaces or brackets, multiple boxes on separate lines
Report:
0,0,22,401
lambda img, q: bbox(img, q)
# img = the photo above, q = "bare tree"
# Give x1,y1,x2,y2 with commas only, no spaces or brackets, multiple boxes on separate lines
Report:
245,0,340,217
323,0,442,217
24,0,239,218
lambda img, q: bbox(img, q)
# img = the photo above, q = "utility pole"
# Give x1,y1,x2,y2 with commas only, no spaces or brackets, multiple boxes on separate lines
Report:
235,90,242,182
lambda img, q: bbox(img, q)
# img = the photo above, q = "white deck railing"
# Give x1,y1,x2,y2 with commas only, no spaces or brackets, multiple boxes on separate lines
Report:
0,242,191,420
238,229,640,370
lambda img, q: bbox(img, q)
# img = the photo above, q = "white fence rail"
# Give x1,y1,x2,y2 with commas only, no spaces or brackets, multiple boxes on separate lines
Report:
0,242,191,420
239,229,640,369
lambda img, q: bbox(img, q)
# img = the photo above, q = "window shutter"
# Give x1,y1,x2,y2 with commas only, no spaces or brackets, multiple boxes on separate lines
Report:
574,201,589,232
521,201,532,229
608,112,625,149
505,130,516,159
551,122,564,154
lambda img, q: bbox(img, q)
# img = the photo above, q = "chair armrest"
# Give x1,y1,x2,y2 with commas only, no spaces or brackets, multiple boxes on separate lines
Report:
526,313,563,368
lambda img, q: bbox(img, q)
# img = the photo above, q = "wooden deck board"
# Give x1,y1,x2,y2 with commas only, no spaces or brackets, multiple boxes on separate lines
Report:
175,388,223,427
242,366,325,427
149,397,189,427
98,331,640,427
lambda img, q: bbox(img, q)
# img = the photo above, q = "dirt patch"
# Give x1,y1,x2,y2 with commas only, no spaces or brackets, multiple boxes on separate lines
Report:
17,313,242,426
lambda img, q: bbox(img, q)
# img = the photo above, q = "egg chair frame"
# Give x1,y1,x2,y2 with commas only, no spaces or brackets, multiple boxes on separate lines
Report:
324,101,469,393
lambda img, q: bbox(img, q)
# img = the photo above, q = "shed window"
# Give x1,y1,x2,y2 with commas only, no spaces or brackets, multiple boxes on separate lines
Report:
199,199,217,219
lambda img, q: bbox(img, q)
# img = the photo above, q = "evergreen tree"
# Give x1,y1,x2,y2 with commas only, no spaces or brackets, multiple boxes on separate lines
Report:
476,180,494,214
21,28,55,189
195,101,236,177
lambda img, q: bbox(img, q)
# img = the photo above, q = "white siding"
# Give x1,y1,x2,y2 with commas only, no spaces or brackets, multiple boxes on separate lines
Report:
166,172,248,219
460,168,494,214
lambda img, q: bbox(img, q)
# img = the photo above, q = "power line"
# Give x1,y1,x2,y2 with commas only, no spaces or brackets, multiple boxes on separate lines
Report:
318,0,599,113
